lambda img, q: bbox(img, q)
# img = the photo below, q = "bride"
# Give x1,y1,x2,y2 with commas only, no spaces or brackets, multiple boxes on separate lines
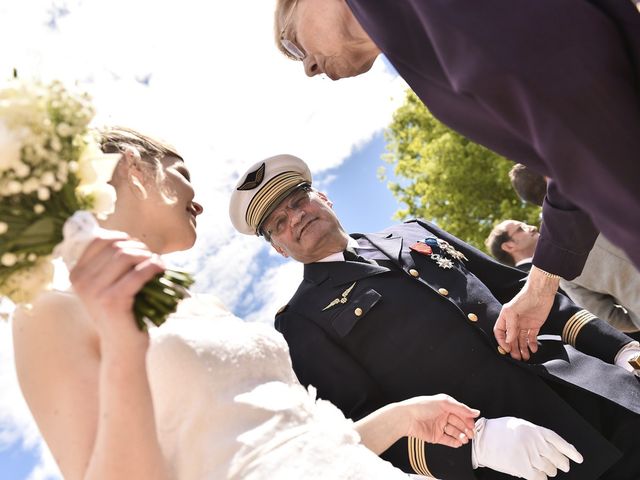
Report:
12,127,479,479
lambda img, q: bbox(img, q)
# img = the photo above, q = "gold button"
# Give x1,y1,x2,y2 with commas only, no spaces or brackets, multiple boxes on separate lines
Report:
497,346,507,355
409,269,420,278
354,307,363,317
467,313,478,322
438,288,449,296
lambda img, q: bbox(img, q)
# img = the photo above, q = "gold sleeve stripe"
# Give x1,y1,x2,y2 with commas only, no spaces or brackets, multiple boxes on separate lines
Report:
562,310,593,346
407,436,433,477
562,309,596,346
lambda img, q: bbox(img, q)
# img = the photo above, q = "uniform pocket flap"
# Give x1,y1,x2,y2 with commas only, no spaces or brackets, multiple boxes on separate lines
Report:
331,288,382,337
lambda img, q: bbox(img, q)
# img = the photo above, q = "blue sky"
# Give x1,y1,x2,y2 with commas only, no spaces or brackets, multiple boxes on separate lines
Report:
0,1,410,478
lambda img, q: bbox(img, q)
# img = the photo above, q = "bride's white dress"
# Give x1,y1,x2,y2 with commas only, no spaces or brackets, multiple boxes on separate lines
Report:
146,295,426,479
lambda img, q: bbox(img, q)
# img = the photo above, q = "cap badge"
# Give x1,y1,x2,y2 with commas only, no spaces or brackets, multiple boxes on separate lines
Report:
237,163,266,191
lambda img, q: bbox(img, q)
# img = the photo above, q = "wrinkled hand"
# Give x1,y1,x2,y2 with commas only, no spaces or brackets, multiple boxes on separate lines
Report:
472,417,583,480
403,394,480,448
70,230,165,350
494,268,558,360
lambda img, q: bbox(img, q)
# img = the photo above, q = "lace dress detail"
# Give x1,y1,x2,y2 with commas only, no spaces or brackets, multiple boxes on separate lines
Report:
146,295,417,479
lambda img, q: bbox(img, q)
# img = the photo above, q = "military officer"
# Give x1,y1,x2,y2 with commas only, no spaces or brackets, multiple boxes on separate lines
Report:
229,154,640,480
271,0,640,363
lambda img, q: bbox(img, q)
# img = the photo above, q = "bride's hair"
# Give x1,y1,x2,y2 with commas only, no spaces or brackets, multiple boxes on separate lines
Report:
98,126,183,202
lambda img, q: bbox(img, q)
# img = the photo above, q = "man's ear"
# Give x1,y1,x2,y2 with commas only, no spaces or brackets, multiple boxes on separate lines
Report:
500,241,515,254
316,191,333,208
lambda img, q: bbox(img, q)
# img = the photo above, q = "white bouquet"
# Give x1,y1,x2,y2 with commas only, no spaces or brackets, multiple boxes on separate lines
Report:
0,78,193,329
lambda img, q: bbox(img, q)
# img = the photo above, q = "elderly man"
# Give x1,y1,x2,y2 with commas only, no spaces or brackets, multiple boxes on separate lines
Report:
271,0,640,361
229,154,640,480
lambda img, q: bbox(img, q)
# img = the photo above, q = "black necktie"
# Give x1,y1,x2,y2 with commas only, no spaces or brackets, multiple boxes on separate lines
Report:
343,248,377,265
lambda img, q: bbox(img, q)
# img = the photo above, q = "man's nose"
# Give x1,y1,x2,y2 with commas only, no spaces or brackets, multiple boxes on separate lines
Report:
289,207,305,226
303,56,321,77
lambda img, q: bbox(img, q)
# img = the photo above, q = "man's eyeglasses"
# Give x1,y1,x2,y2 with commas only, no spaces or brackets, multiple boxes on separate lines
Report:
261,186,312,240
280,0,306,61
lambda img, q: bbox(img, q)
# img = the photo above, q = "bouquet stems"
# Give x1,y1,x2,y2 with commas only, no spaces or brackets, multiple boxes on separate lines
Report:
133,269,195,330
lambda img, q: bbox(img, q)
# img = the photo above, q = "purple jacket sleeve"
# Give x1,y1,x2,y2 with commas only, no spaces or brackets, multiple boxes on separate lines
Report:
534,180,599,279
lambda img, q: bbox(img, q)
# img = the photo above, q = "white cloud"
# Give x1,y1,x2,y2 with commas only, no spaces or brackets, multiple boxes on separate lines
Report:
0,0,407,477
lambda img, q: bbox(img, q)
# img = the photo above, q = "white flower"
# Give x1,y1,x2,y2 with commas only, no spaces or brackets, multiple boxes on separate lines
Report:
7,180,22,195
37,186,50,201
13,161,30,178
50,136,62,152
0,122,21,167
0,255,55,304
0,222,8,234
33,204,45,214
56,122,73,137
27,253,36,262
22,177,40,194
78,183,117,217
1,252,17,266
77,143,120,188
41,171,56,186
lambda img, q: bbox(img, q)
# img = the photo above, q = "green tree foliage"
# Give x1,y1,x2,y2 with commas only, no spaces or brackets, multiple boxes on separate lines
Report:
382,90,541,251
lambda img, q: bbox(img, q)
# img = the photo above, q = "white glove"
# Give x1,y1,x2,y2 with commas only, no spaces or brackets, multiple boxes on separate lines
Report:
614,341,640,376
471,417,583,480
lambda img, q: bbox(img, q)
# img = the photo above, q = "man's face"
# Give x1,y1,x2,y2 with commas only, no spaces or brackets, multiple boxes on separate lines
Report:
502,221,540,257
264,188,346,263
280,0,380,80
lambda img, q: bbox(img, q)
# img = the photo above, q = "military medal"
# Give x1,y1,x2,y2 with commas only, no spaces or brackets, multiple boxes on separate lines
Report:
410,242,433,255
431,254,454,269
436,239,468,262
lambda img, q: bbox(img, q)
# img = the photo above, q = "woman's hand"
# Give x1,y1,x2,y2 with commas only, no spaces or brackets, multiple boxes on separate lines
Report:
355,394,480,455
69,230,165,353
401,394,479,448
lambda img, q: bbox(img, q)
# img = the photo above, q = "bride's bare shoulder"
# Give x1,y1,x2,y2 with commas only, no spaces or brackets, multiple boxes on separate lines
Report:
13,290,95,351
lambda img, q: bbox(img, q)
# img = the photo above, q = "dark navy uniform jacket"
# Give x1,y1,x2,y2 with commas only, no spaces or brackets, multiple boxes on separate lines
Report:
345,0,640,278
275,220,640,479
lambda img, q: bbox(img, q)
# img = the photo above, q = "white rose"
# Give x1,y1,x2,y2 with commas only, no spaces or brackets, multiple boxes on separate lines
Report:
0,120,23,173
0,222,8,235
77,183,117,218
33,204,45,214
77,148,120,188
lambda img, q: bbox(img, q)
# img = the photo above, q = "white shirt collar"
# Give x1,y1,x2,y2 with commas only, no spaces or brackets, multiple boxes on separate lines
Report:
515,257,533,267
316,237,360,263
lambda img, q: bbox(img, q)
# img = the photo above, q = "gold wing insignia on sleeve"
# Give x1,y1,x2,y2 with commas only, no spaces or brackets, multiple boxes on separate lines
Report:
322,282,357,311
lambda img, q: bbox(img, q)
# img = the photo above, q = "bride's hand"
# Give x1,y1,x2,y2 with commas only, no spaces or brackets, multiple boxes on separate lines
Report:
401,394,480,448
70,230,165,352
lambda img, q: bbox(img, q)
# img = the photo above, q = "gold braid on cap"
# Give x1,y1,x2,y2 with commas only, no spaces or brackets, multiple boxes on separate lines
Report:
245,171,307,233
407,436,433,477
562,309,596,347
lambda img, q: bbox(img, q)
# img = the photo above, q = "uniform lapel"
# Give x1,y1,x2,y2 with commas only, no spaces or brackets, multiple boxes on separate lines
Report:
356,232,404,265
